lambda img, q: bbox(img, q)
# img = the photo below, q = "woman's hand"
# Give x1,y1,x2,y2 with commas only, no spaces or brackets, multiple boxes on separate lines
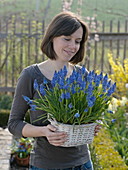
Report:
94,124,102,136
44,124,67,146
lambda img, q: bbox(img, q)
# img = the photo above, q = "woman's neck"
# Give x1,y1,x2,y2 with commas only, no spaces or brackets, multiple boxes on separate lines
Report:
38,59,74,80
47,59,72,72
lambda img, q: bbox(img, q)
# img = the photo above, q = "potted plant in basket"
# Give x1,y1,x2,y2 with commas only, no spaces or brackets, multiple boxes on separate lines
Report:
23,66,116,147
10,137,33,167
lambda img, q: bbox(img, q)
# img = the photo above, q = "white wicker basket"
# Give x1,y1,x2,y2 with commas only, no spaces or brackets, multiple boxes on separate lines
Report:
49,119,97,147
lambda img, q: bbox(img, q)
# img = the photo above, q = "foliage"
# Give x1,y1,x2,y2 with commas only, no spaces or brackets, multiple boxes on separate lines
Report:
104,97,128,165
0,109,10,128
108,53,128,97
0,109,30,128
11,137,34,158
108,96,128,113
0,94,13,110
23,66,116,125
89,144,101,170
0,0,127,25
91,128,128,169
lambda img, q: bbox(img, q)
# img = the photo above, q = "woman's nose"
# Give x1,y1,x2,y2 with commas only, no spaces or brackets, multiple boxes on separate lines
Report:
68,41,76,49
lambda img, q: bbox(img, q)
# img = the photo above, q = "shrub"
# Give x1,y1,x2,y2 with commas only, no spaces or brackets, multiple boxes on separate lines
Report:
91,128,128,169
0,109,10,128
0,94,13,110
0,110,30,128
108,53,128,97
105,102,128,165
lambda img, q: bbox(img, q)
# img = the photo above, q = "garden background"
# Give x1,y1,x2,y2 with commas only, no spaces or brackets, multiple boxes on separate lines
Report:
0,0,128,169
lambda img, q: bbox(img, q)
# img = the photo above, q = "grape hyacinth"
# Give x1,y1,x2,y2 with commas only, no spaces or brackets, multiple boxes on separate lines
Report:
23,66,116,125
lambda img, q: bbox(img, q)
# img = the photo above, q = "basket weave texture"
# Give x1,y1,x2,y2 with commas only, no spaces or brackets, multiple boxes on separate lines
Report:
49,119,97,147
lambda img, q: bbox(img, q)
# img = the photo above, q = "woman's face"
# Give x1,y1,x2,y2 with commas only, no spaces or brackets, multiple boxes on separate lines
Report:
53,26,83,62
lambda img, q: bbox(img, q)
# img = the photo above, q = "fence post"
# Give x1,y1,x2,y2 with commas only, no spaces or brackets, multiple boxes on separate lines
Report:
5,19,9,88
123,20,127,60
28,20,31,66
12,16,16,89
0,21,2,86
117,20,120,58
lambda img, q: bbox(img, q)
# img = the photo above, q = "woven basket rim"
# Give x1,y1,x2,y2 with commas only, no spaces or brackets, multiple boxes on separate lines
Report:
49,119,97,127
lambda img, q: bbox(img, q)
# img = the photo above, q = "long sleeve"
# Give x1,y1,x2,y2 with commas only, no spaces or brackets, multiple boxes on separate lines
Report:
8,67,34,137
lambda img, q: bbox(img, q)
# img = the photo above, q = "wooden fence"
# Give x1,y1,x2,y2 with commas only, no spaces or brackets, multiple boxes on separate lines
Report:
0,17,128,93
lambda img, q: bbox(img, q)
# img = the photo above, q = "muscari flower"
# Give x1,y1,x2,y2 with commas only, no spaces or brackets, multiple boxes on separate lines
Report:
99,94,104,97
102,74,108,92
62,65,68,77
40,84,46,96
60,92,70,99
112,82,116,91
74,113,80,118
88,83,94,91
107,83,116,96
34,79,39,90
91,70,95,77
98,72,103,81
67,76,74,84
65,92,71,99
63,84,70,90
107,110,113,114
94,73,102,87
77,74,83,85
87,95,96,107
106,80,111,89
87,71,93,82
60,93,65,99
80,81,86,90
111,119,116,123
51,71,58,87
81,65,86,74
68,103,73,108
43,78,48,85
22,95,33,104
58,66,67,79
58,78,65,89
84,108,88,112
86,83,94,95
59,98,62,102
71,85,76,94
30,104,37,111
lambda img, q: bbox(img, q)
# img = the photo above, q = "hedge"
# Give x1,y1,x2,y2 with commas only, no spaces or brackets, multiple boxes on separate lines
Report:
0,109,30,128
91,128,128,170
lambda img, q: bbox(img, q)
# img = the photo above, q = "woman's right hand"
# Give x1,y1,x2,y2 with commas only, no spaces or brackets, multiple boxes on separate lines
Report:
43,124,68,146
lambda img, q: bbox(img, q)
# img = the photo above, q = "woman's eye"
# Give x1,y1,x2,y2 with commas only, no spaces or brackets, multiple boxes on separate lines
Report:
75,41,81,44
64,38,70,41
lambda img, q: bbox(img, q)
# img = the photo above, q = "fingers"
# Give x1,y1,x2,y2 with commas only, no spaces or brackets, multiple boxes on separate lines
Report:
47,132,67,146
47,124,57,132
45,124,68,146
94,125,102,136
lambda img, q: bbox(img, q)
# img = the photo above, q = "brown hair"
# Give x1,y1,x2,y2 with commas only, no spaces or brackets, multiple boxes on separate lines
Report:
41,11,89,64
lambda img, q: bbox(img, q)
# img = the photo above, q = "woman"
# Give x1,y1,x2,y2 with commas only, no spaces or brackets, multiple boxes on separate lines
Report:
8,11,100,170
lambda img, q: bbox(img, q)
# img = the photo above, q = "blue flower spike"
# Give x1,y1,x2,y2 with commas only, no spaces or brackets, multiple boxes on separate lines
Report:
84,108,88,112
30,104,37,111
111,119,116,123
40,84,46,96
107,110,113,114
23,65,116,126
74,113,80,118
34,79,39,90
22,95,32,104
68,103,73,109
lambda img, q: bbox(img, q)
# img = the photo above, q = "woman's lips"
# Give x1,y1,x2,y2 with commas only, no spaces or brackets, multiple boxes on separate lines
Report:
64,50,75,56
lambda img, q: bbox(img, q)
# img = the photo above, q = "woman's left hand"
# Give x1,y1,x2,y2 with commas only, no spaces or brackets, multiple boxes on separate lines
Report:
94,125,102,136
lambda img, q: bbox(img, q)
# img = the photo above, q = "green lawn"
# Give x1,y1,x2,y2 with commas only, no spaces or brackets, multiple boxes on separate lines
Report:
0,0,127,25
